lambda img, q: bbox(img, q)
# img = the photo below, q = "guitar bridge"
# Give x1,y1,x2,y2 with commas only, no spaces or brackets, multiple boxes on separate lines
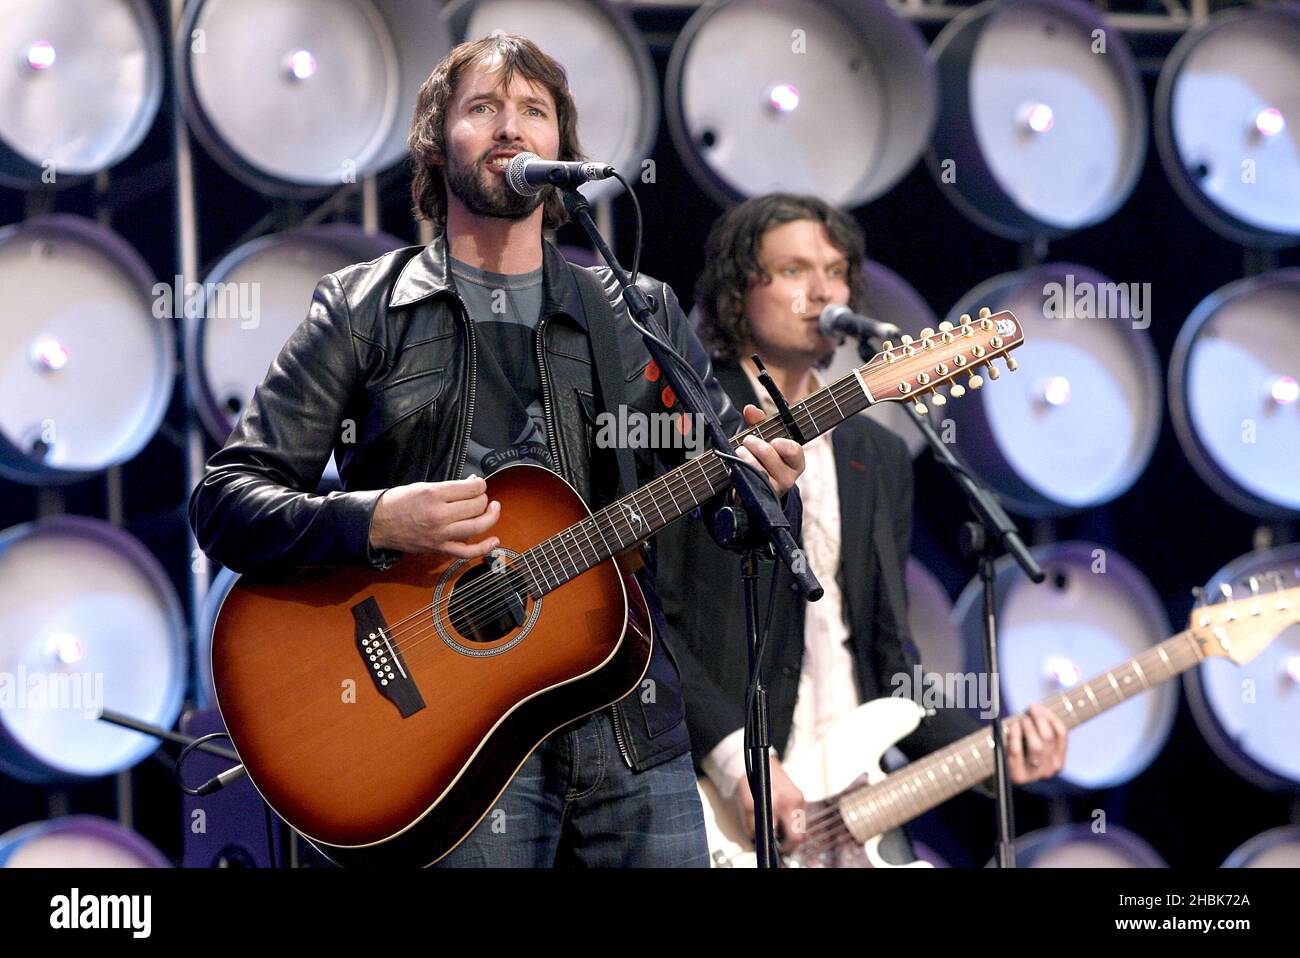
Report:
352,597,425,717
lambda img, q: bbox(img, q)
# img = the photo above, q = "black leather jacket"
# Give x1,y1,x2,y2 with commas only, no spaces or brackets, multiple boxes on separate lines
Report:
189,233,749,771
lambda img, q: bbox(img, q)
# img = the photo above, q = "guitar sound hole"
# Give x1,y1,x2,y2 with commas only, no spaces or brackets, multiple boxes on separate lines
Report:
447,560,530,644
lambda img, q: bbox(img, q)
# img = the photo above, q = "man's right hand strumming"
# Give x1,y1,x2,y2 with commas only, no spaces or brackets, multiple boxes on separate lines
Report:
367,474,502,559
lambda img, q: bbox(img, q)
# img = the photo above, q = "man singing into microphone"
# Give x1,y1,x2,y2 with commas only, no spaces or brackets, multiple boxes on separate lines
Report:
654,193,1068,863
189,35,804,867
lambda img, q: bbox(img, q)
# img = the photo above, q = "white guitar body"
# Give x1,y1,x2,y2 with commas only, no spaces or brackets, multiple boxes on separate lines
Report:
698,697,934,868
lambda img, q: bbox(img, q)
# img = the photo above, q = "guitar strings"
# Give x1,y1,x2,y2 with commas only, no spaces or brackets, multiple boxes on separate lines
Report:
366,384,851,661
373,385,835,649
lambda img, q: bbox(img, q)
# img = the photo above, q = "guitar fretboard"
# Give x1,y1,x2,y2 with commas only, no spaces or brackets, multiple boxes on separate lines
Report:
512,370,874,597
836,631,1207,844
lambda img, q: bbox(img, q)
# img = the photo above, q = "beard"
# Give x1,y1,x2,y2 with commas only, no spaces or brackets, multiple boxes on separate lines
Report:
445,150,547,221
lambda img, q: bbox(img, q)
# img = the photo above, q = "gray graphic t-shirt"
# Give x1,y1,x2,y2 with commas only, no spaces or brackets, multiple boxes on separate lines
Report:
449,256,554,478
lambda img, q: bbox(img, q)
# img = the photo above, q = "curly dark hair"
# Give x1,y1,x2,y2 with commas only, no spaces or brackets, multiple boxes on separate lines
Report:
694,193,868,363
408,34,585,232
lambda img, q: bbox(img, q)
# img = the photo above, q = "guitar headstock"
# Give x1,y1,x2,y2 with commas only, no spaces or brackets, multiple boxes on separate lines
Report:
860,308,1024,415
1188,574,1300,665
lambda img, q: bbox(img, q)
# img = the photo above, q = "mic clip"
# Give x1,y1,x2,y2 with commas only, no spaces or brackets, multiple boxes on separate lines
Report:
750,355,805,445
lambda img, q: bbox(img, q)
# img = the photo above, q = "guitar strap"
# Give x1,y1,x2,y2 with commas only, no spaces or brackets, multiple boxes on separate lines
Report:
568,263,640,503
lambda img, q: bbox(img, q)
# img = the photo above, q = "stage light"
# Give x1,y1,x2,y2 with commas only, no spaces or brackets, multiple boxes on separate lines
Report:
1168,270,1300,518
1020,102,1055,135
956,542,1177,793
1254,107,1286,139
0,216,173,484
1155,4,1300,247
45,633,84,666
446,0,658,205
29,337,69,372
666,0,937,206
0,517,187,784
993,823,1168,867
285,49,317,81
177,0,450,195
768,83,800,113
24,41,56,71
0,0,163,188
1185,544,1300,793
0,816,170,868
928,0,1147,240
1223,826,1300,868
940,265,1161,517
185,225,404,443
1270,375,1299,406
1041,375,1071,407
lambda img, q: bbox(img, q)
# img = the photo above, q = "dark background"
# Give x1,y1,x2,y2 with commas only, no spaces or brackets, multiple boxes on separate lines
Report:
0,0,1296,868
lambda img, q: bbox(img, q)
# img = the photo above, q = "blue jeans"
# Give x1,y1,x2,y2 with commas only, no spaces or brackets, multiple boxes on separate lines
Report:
435,711,709,868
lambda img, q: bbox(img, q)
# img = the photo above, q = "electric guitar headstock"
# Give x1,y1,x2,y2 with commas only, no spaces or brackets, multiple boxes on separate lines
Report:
1188,572,1300,664
859,307,1024,415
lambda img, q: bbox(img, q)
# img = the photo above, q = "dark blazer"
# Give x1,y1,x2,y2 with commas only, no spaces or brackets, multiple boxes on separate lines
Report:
654,360,984,767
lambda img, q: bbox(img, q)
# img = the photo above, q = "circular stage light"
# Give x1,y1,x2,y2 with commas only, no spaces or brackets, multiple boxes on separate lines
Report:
666,0,937,206
0,215,173,484
185,224,405,443
1222,825,1300,868
1169,270,1300,519
940,264,1162,517
927,0,1147,240
176,0,451,195
989,822,1167,867
821,260,940,458
1154,5,1300,247
0,816,170,868
0,0,163,188
0,517,188,784
1185,543,1300,793
955,541,1176,792
446,0,658,205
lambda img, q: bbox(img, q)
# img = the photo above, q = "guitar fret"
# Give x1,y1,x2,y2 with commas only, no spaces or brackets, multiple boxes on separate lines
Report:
1131,659,1150,690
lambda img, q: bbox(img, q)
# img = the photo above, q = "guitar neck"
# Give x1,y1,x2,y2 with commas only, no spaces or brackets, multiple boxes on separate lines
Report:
514,369,873,597
837,630,1207,843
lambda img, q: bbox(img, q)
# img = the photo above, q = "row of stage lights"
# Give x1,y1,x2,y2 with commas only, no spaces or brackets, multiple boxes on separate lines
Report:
1,0,1298,244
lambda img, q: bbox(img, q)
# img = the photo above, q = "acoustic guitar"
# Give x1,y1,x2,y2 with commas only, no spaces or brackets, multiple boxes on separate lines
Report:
210,309,1025,866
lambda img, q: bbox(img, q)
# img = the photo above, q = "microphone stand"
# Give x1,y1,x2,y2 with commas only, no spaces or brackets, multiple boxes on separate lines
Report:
853,335,1044,867
562,186,822,867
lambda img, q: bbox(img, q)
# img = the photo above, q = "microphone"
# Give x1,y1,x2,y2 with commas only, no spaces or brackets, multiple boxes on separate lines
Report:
506,152,617,196
818,303,901,342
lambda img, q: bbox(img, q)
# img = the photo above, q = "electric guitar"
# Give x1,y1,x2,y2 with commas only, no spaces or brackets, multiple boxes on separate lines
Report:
209,310,1025,866
699,580,1300,867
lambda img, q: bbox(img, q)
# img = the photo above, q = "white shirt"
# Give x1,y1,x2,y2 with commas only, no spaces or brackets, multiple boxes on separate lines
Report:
700,367,861,799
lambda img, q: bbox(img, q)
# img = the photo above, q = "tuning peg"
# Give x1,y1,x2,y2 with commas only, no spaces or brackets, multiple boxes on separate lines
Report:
900,334,914,345
959,313,972,325
931,393,947,407
1191,585,1204,607
919,327,934,339
939,321,954,332
881,340,893,351
986,364,1000,381
968,374,983,390
1219,583,1233,600
912,400,928,416
978,307,992,319
1006,357,1019,372
1249,575,1260,596
950,384,966,399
